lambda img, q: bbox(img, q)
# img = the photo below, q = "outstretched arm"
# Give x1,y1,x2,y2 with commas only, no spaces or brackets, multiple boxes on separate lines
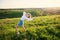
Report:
26,16,36,21
26,18,33,21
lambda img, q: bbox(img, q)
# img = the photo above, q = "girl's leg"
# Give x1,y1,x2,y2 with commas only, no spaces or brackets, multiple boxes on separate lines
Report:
22,23,26,31
16,25,18,33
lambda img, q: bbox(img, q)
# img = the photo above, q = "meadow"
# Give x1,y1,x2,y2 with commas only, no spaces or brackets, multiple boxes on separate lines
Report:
0,9,60,40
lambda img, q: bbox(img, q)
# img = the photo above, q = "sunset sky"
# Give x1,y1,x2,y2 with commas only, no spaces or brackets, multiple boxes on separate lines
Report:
0,0,60,9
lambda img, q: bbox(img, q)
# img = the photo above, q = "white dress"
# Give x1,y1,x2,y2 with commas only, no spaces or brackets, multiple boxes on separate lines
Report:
21,11,33,21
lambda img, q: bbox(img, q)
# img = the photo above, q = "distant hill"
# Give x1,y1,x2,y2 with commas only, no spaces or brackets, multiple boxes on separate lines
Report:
42,8,60,12
0,8,60,18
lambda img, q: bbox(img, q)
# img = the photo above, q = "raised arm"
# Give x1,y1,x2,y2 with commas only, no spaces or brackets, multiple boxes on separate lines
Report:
23,11,26,16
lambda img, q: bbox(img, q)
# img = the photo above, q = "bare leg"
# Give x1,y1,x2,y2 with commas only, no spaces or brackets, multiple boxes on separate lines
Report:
16,25,19,34
22,23,26,31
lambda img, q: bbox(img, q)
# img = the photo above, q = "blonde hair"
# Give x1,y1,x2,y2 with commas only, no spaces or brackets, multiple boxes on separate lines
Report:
27,13,32,18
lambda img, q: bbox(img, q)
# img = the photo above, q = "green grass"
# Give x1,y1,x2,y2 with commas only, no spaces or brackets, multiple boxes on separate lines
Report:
0,15,60,40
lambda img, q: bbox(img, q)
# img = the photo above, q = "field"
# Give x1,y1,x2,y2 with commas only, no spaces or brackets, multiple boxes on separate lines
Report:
0,14,60,40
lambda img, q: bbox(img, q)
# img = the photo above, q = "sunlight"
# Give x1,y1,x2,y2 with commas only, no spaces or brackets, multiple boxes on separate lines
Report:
0,0,60,8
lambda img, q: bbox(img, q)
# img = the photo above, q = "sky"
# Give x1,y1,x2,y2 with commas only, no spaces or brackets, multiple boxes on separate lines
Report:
0,0,60,9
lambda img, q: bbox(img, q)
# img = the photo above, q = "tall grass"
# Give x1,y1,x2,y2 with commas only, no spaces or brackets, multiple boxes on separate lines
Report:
0,15,60,40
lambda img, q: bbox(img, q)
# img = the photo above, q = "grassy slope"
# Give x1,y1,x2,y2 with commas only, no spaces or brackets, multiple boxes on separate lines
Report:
0,15,60,40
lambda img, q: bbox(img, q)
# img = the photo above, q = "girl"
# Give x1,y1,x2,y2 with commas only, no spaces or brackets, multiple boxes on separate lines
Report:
16,11,33,34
